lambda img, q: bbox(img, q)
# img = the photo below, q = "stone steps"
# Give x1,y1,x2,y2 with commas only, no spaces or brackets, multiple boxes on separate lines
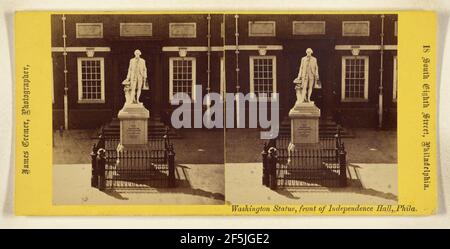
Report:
100,117,181,139
279,116,354,138
100,116,351,140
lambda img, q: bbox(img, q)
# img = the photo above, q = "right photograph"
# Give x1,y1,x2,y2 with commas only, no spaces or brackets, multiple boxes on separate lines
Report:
224,14,398,205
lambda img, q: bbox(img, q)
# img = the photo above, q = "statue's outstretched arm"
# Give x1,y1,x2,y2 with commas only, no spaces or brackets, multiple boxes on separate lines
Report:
143,60,147,79
315,59,319,79
297,60,303,79
295,59,303,82
126,60,132,80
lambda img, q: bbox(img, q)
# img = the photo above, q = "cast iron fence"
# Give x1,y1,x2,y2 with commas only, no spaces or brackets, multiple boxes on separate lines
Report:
90,133,176,191
262,130,347,189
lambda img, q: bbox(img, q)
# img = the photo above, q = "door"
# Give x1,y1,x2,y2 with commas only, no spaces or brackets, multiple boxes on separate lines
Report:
283,39,334,118
112,41,161,116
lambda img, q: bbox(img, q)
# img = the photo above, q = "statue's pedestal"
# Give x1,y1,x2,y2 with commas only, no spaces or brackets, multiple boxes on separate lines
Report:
116,103,150,173
289,102,321,146
118,103,150,146
286,102,321,174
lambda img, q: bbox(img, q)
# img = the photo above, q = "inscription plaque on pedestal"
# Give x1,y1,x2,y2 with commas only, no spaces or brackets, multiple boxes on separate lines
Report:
289,102,320,145
121,119,147,145
118,103,150,146
116,103,150,172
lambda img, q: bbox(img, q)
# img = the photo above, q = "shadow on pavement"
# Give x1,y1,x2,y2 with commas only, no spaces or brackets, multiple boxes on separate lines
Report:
272,163,398,202
100,164,225,202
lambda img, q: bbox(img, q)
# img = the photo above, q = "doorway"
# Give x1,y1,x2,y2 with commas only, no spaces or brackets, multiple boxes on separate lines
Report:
283,39,335,119
111,40,162,117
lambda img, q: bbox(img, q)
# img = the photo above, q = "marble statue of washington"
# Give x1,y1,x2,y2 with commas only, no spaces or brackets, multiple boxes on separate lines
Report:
293,48,319,104
124,49,147,104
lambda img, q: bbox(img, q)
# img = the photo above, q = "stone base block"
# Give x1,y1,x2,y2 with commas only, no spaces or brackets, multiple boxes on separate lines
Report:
289,102,320,145
118,103,150,146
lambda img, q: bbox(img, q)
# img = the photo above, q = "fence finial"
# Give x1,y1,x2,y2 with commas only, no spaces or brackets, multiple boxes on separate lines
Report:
91,143,97,154
167,142,176,188
267,146,278,190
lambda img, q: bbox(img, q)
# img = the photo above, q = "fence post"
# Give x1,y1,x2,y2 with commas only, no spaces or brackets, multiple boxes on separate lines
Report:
262,142,269,186
97,148,106,191
97,133,105,149
335,127,342,163
338,143,347,187
334,127,341,149
90,144,98,188
268,147,278,190
167,144,176,188
164,127,171,148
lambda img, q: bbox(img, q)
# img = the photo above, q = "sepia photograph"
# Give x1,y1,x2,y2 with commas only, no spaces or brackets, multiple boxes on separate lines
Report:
5,0,444,230
51,14,226,205
50,13,397,206
224,14,398,205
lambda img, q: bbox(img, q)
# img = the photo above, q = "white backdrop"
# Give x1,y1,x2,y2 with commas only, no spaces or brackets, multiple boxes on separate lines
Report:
0,0,449,228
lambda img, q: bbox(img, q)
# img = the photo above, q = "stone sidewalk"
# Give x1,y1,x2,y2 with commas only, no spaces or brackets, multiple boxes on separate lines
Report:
52,129,225,164
53,128,396,164
54,162,396,205
53,164,225,205
226,128,397,163
225,163,397,205
52,128,397,205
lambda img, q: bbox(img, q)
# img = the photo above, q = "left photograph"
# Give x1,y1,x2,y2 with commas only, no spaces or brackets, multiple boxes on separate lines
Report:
51,14,225,205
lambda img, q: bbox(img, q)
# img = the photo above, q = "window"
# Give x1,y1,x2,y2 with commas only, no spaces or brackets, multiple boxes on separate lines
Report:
341,56,369,101
342,21,370,36
292,21,326,35
77,57,105,103
169,57,196,101
394,21,398,37
220,57,225,98
393,56,398,101
250,56,277,98
76,23,103,38
51,58,54,104
120,23,152,37
248,21,276,37
169,23,197,38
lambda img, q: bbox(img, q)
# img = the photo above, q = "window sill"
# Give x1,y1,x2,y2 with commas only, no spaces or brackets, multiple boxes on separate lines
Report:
78,99,105,104
255,99,278,103
247,93,278,103
340,98,369,103
169,99,198,104
342,34,370,37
